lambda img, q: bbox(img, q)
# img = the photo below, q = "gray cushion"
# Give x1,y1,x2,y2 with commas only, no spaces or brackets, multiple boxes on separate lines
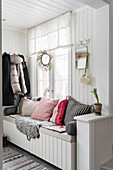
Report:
4,107,17,116
66,121,76,136
64,96,92,125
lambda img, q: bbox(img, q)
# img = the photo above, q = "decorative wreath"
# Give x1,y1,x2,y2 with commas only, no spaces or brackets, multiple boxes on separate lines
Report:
37,51,53,71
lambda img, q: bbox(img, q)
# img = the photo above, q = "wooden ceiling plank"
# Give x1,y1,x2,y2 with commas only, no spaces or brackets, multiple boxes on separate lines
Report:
25,0,63,14
3,0,84,30
2,5,48,20
3,0,58,18
2,10,44,23
11,0,62,16
50,0,78,9
39,0,70,11
64,0,84,7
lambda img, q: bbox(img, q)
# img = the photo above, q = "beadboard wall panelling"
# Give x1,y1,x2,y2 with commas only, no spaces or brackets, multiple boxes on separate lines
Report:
95,6,109,114
76,114,113,170
2,27,27,60
94,118,113,170
74,7,96,105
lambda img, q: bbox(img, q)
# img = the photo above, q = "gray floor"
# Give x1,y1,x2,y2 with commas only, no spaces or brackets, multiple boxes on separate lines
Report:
5,142,61,170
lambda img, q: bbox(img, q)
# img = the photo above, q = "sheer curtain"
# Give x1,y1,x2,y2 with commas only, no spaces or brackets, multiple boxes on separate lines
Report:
28,12,72,98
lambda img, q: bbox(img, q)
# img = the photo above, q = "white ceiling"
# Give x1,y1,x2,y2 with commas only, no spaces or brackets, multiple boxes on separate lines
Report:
2,0,85,30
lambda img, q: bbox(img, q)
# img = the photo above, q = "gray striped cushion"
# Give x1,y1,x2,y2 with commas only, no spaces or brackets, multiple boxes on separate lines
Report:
64,96,91,125
17,97,41,114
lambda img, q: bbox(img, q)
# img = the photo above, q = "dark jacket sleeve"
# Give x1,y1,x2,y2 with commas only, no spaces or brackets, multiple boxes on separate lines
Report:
2,53,14,106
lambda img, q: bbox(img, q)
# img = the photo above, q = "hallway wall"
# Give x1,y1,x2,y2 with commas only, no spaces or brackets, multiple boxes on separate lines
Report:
72,5,109,114
2,27,27,60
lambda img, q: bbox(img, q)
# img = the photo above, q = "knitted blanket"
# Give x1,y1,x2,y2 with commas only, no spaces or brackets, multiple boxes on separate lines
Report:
15,116,56,140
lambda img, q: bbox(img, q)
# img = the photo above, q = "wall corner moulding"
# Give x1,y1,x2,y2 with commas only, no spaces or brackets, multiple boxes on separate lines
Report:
76,0,109,8
102,0,112,4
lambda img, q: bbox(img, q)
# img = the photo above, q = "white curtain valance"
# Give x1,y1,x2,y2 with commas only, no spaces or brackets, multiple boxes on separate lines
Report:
28,12,72,54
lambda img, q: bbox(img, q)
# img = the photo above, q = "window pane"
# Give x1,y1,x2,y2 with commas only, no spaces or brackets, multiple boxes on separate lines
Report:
28,39,35,54
54,48,68,99
54,81,68,99
38,68,49,97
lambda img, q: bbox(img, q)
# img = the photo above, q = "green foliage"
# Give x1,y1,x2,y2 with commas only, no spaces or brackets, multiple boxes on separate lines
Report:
82,54,88,77
91,88,99,104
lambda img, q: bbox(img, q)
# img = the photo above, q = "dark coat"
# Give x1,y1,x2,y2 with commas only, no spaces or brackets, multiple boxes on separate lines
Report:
2,53,30,106
2,52,14,105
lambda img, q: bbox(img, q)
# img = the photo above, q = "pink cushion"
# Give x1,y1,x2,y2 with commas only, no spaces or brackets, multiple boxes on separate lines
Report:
31,97,59,121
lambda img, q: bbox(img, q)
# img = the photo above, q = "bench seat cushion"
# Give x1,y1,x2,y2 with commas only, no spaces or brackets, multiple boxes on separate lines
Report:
3,116,76,143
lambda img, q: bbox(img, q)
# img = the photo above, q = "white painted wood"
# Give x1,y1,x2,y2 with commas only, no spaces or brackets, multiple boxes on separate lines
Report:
74,6,109,112
3,119,76,170
75,12,80,101
67,143,73,170
76,114,113,170
53,137,58,167
74,7,95,105
62,140,67,170
95,5,109,114
49,135,54,165
109,1,113,116
42,133,46,160
45,135,50,162
39,133,43,158
57,139,62,169
2,0,85,30
2,27,27,59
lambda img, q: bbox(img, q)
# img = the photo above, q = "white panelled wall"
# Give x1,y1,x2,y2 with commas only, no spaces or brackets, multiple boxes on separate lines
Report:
72,6,109,114
95,6,109,114
74,7,96,105
2,27,27,59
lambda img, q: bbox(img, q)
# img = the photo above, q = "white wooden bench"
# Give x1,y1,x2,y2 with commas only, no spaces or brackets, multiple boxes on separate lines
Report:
3,116,76,170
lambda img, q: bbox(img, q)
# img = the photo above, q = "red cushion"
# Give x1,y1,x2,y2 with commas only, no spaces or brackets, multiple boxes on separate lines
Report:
50,99,68,125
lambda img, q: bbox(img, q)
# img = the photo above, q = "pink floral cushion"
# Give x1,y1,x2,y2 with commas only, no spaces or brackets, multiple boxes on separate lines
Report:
31,97,59,121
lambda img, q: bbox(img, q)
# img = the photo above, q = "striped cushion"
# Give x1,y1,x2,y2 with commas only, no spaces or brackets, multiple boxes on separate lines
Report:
50,99,68,125
64,96,92,125
17,96,41,114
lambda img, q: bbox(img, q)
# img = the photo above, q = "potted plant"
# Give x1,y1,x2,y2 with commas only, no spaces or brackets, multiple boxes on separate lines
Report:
91,88,102,116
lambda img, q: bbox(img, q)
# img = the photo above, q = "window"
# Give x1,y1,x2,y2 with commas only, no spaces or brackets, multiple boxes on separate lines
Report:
28,12,72,98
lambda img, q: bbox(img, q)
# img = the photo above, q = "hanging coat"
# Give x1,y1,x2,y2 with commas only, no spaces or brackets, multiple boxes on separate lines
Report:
19,55,30,94
10,54,27,95
2,52,14,106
